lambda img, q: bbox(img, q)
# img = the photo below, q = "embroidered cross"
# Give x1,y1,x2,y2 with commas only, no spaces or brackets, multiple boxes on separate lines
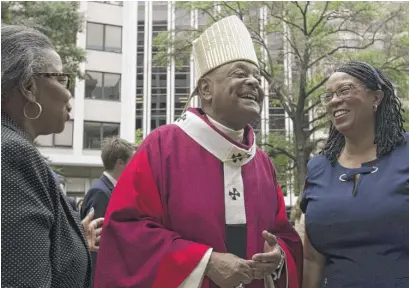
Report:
232,153,244,163
229,188,240,200
176,113,187,123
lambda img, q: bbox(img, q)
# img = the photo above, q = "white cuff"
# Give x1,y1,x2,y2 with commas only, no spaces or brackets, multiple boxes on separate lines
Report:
178,248,213,288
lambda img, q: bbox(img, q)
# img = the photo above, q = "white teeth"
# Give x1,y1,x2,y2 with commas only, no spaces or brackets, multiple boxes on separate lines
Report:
334,110,349,117
242,94,256,100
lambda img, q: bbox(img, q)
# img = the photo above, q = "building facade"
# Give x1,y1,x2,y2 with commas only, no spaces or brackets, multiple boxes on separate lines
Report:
36,1,288,200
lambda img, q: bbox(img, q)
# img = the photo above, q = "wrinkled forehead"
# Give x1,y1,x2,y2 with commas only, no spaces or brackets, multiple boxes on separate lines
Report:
208,60,260,78
42,49,63,73
325,72,364,91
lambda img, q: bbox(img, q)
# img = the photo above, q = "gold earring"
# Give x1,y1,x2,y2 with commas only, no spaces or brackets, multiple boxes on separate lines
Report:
23,102,43,120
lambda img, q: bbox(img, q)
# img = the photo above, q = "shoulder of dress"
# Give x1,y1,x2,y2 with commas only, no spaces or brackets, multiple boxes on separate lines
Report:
307,155,329,178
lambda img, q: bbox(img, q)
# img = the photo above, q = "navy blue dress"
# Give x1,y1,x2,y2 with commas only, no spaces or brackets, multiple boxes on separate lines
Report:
301,133,409,288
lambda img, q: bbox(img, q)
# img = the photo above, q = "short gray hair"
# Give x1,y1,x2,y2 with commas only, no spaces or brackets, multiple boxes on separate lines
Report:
1,25,54,96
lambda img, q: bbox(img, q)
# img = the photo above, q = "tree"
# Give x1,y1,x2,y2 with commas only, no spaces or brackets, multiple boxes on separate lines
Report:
153,2,409,208
135,129,144,146
1,1,86,85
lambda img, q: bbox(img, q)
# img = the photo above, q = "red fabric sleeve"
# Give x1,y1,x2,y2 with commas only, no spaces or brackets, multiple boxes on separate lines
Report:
94,139,209,288
271,183,303,288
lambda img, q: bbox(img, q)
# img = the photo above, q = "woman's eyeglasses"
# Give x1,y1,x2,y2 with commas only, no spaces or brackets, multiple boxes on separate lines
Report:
319,84,367,105
34,72,71,89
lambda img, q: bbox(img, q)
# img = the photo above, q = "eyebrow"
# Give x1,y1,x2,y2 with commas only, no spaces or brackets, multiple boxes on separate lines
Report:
229,62,260,75
326,82,354,92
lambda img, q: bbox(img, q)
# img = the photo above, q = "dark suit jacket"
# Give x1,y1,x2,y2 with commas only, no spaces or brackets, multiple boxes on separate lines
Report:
1,112,92,288
81,174,114,283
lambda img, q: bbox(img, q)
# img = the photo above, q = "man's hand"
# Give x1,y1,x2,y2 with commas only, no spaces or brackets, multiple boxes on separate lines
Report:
247,230,283,280
206,252,254,287
81,208,104,252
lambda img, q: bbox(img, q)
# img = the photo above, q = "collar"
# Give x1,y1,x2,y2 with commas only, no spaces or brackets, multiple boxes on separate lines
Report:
103,171,117,187
1,112,31,142
207,115,244,143
174,109,257,166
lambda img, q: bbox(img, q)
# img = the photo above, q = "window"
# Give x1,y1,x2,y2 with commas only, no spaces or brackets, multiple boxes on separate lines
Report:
36,121,74,147
86,22,122,53
85,71,121,101
83,122,120,149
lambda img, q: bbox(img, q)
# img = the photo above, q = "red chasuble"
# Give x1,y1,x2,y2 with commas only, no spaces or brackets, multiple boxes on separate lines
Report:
95,108,302,288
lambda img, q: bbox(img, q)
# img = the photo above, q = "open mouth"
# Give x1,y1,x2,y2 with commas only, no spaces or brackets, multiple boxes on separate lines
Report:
239,93,258,102
333,109,350,119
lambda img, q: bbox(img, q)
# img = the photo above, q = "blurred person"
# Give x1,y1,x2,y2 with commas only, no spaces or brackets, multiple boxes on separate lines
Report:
301,61,409,287
77,198,84,211
95,16,302,288
1,24,103,288
80,136,135,283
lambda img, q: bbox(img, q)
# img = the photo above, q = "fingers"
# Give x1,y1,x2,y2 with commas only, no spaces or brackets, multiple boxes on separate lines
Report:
246,260,276,279
81,207,95,225
251,248,281,263
262,230,278,247
93,217,105,228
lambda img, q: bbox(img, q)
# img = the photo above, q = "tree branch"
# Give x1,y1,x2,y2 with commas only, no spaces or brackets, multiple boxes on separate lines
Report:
264,2,305,33
306,76,329,98
304,98,322,114
260,143,297,161
303,112,327,129
308,1,330,36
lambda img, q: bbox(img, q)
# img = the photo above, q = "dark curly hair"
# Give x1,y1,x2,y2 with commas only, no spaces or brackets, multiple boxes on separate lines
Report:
321,61,406,164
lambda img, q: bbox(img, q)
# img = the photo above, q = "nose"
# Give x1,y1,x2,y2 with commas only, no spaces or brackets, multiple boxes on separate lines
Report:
328,93,343,107
245,75,260,88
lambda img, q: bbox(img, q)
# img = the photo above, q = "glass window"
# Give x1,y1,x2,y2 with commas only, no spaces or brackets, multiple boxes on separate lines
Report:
86,22,122,53
83,122,102,149
54,121,74,146
83,122,120,149
35,121,74,147
175,73,189,88
103,73,121,100
87,23,104,50
36,134,53,147
105,25,122,53
85,71,103,99
85,71,121,101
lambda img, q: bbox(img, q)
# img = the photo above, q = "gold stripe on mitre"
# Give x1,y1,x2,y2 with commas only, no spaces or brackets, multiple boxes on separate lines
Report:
192,15,259,84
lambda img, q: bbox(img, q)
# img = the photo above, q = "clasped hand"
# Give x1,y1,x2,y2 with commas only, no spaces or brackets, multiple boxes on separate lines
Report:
206,230,283,287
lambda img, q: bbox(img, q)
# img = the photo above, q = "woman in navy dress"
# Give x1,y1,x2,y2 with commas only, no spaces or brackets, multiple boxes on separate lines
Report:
301,61,409,288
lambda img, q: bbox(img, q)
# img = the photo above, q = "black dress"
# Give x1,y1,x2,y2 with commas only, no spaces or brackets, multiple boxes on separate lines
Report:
1,112,92,288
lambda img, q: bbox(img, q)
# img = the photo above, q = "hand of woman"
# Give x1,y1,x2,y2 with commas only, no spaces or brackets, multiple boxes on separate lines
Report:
81,208,104,252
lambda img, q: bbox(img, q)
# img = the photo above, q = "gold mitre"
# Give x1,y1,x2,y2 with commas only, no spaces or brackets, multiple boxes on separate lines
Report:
192,15,259,83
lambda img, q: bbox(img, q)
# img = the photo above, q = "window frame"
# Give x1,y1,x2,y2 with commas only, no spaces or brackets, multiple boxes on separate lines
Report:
84,70,122,101
83,121,121,150
86,22,123,53
36,120,74,148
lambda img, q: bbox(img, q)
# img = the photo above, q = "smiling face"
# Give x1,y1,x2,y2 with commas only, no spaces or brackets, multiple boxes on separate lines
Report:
199,61,265,130
325,72,382,136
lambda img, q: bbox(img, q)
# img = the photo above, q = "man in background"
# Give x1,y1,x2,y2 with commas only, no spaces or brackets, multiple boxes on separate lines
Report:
81,137,135,281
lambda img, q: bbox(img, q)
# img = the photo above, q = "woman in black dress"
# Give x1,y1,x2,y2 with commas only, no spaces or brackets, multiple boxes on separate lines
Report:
1,25,103,288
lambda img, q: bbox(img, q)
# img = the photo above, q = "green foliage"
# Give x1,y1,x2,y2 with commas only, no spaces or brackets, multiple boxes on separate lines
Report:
153,1,409,203
1,1,86,82
135,129,144,146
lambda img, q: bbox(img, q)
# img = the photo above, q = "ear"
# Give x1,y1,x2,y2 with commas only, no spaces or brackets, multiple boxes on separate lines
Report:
373,90,384,108
19,78,37,103
115,158,125,166
197,77,213,102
